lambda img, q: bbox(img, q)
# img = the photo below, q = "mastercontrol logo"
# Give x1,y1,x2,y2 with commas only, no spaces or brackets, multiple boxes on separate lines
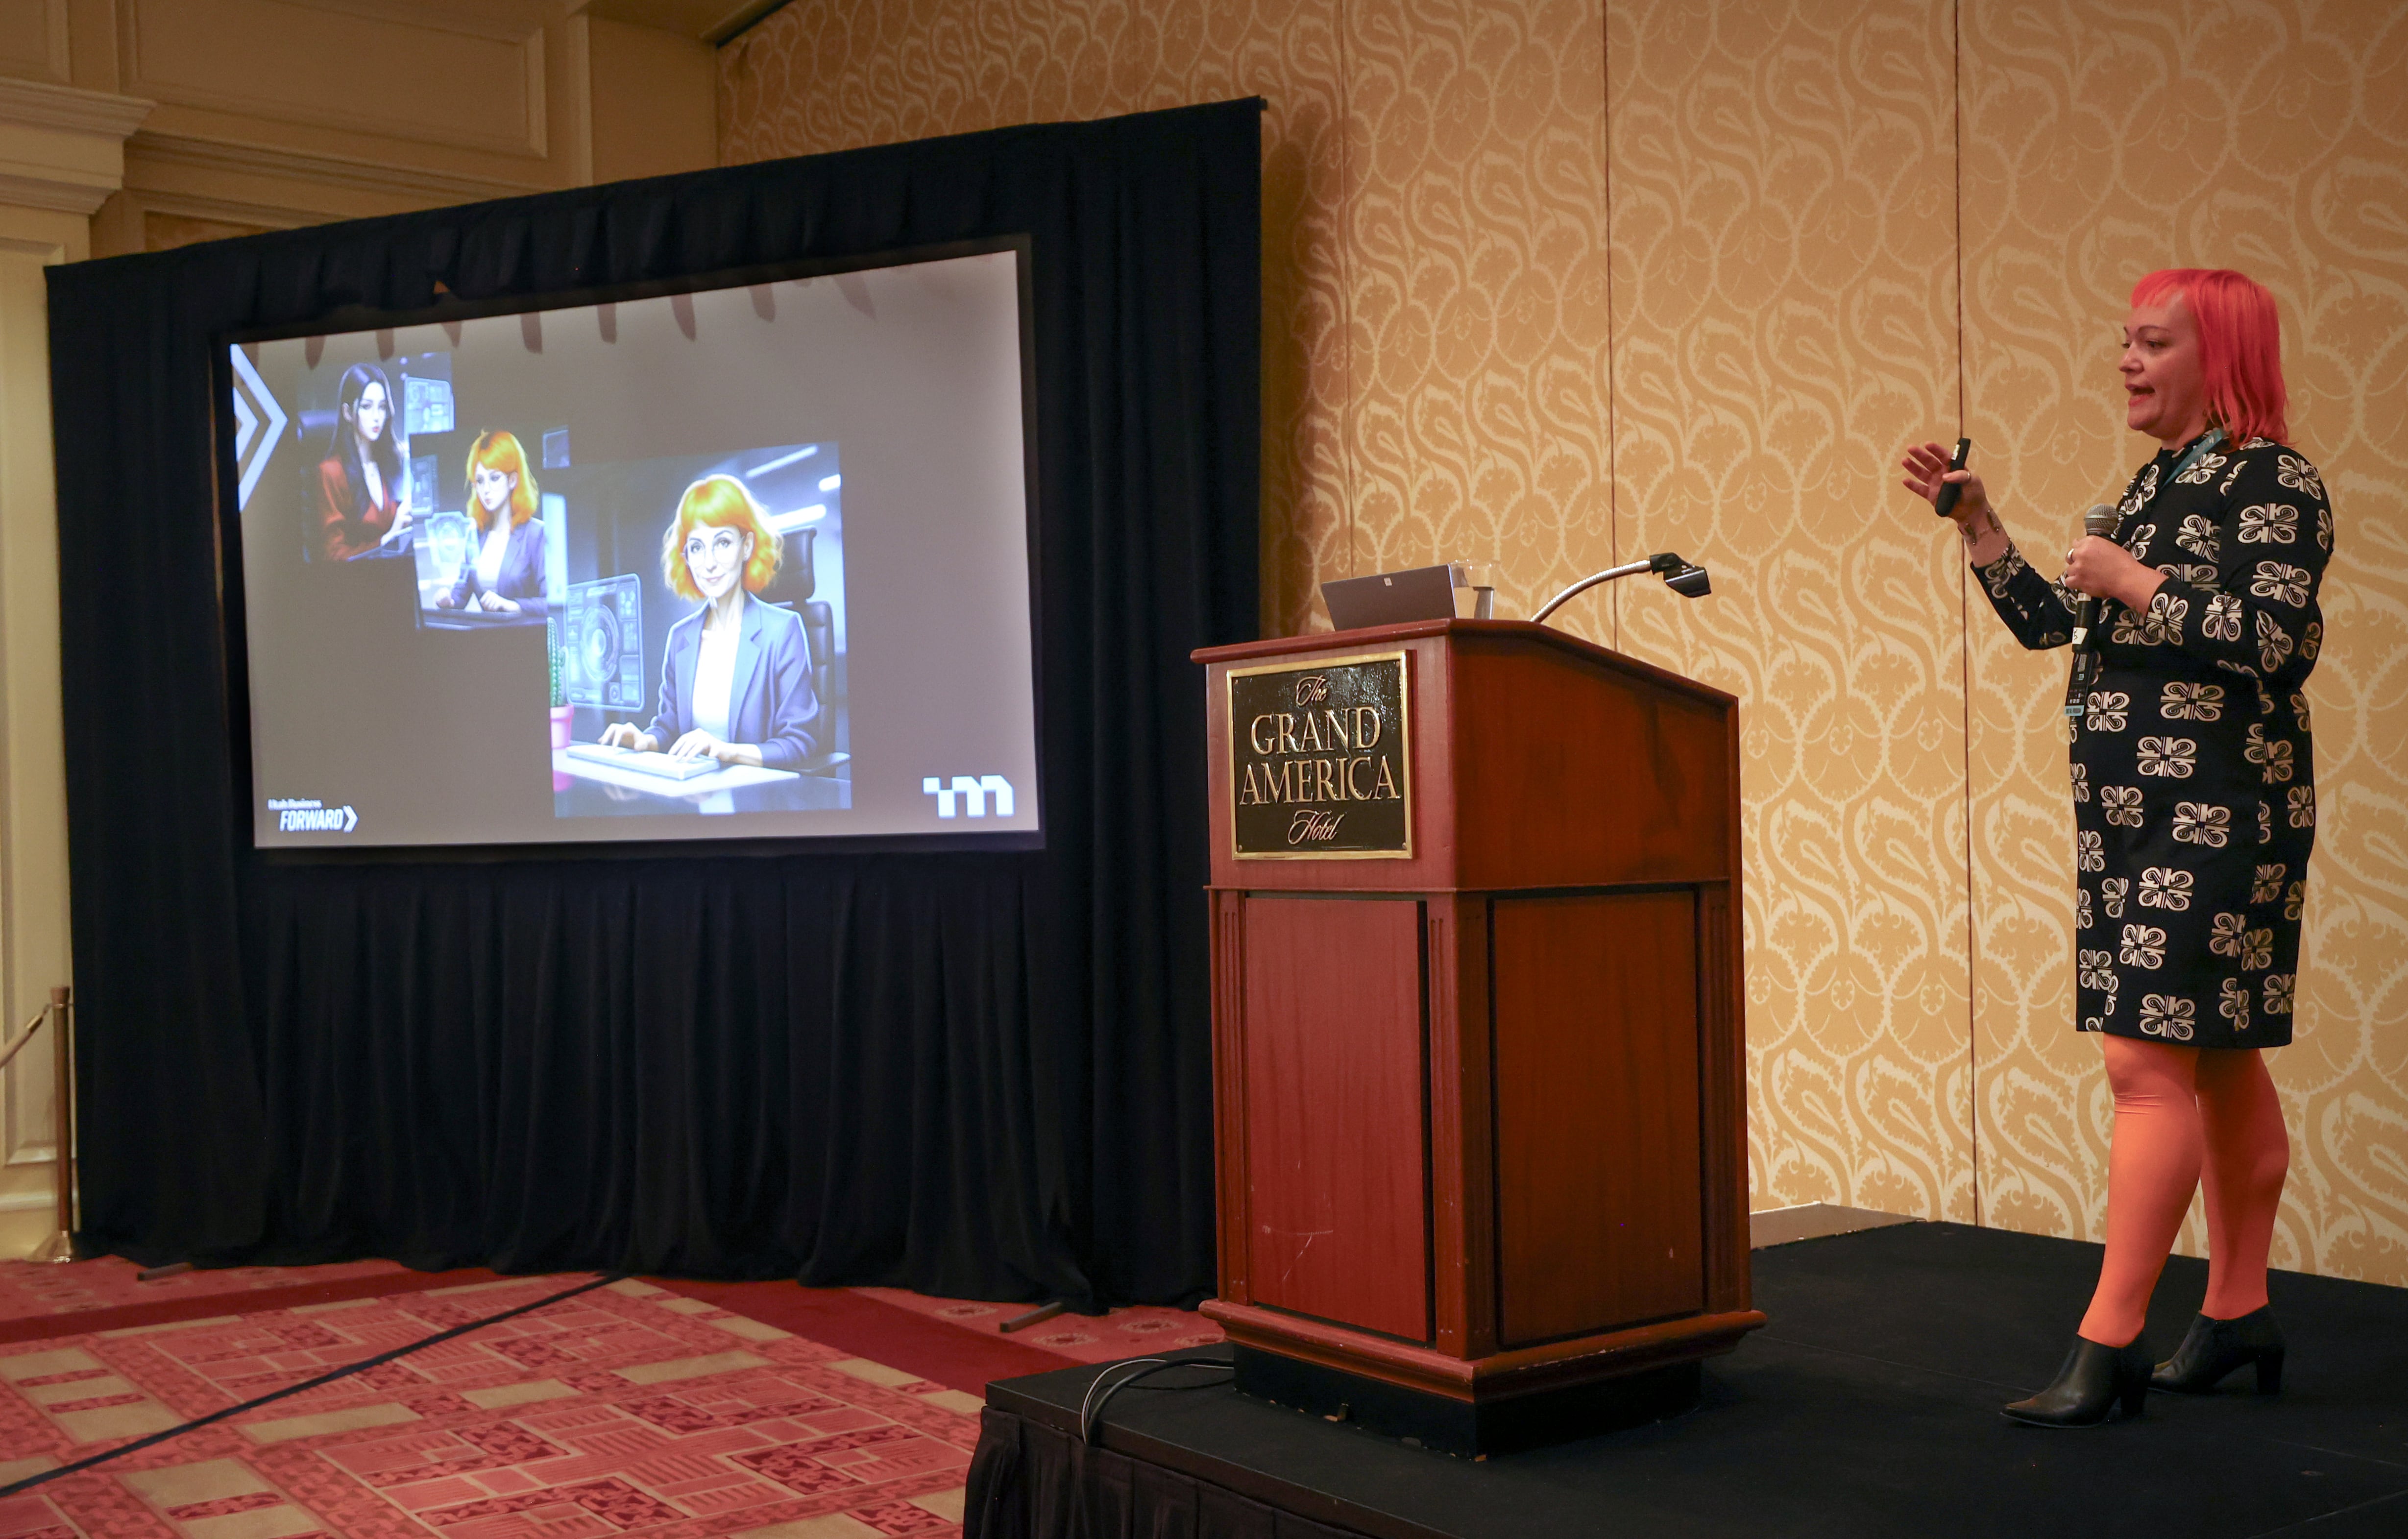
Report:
268,797,357,833
922,775,1014,818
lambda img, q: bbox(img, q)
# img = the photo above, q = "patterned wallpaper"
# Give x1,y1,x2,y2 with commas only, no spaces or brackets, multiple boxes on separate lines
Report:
720,0,2408,1285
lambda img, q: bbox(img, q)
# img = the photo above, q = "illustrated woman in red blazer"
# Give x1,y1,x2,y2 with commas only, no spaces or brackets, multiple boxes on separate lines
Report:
316,362,409,561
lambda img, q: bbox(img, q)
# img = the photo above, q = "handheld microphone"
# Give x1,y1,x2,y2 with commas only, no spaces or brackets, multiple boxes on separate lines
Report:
1931,438,1972,519
2062,503,2121,721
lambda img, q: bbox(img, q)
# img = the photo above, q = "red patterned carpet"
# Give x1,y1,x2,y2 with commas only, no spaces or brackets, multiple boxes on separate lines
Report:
853,1289,1222,1365
0,1261,409,1321
0,1262,1223,1539
0,1275,978,1538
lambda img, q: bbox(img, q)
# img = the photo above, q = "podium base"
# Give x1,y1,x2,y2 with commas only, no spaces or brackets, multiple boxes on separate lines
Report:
1233,1345,1701,1457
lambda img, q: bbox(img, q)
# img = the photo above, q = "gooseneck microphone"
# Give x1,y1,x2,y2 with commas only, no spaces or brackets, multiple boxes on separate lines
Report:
2062,503,2121,721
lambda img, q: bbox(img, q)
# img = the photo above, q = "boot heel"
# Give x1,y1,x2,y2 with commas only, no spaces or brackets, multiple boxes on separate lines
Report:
2255,1347,2284,1395
2119,1375,2148,1420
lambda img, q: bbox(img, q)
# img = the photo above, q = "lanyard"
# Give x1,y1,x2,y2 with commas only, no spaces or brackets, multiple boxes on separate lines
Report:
2151,429,2227,505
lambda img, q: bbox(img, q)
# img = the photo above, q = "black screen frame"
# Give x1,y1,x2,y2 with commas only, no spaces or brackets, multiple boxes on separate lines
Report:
211,235,1048,863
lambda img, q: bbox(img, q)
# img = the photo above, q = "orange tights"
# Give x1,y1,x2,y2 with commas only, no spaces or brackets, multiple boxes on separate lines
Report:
2077,1036,2290,1347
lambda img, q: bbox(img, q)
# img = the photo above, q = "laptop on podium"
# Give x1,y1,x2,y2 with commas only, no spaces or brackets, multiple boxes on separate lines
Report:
1320,564,1458,631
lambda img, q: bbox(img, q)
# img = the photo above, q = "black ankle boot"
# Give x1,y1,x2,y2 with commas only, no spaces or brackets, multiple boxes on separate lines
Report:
2002,1334,2151,1426
2153,1307,2285,1394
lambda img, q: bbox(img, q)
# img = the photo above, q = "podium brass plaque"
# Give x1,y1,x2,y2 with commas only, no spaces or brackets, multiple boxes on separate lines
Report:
1226,650,1411,859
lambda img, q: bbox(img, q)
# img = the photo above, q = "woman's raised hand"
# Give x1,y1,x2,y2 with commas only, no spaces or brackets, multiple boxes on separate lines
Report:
1901,440,1990,528
1901,440,2009,565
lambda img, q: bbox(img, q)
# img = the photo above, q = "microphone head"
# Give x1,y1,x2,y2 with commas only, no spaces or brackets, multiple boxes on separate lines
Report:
2082,503,2119,537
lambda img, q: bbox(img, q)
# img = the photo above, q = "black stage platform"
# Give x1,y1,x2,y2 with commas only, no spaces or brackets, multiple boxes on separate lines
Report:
964,1222,2408,1538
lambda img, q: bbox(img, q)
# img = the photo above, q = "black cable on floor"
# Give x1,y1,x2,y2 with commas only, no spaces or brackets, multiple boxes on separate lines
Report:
0,1270,626,1498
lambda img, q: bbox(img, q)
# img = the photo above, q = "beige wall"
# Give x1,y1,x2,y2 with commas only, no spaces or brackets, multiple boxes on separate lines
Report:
720,0,2408,1283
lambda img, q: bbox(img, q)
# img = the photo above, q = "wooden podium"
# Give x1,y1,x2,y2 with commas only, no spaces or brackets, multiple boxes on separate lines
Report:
1191,618,1761,1453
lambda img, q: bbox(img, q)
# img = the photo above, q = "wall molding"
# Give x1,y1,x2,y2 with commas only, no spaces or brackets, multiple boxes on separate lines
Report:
0,77,150,216
133,130,548,205
0,75,151,139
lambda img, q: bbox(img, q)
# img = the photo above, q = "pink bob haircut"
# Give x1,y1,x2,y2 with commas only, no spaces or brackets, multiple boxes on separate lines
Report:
660,474,781,602
2131,268,2289,446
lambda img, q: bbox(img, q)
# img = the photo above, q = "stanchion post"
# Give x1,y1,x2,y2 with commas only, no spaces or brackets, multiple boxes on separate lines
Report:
33,986,77,1263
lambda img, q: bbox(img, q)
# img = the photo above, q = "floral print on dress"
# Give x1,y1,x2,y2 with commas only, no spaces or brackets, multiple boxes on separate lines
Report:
2210,912,2248,957
2251,562,2311,607
2176,513,2221,561
2138,993,2196,1041
2078,950,2117,991
2119,924,2166,969
2137,736,2197,777
2171,801,2229,847
2277,454,2324,501
2255,610,2295,672
2244,724,2295,784
2218,977,2251,1032
2120,463,2160,517
2138,866,2194,911
2160,681,2223,721
2238,503,2298,545
1969,434,2326,1048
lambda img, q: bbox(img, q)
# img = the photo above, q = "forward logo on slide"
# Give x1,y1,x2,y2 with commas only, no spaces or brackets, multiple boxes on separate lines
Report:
923,775,1014,818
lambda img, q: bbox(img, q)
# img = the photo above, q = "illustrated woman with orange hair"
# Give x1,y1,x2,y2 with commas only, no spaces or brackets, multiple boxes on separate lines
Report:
600,474,820,769
438,430,551,615
1903,269,2329,1425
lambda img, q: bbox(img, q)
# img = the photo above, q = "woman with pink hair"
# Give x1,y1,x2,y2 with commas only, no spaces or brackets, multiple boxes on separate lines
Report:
1902,269,2329,1426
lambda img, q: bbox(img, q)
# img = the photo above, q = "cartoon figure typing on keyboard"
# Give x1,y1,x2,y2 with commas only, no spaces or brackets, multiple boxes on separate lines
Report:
597,474,820,770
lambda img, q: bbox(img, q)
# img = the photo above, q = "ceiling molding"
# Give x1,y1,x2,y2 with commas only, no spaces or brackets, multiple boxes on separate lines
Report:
0,77,153,141
130,131,549,205
572,0,788,45
0,81,153,216
0,166,117,215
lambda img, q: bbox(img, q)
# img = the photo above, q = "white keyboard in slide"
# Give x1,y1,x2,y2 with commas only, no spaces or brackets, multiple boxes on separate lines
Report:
564,743,720,781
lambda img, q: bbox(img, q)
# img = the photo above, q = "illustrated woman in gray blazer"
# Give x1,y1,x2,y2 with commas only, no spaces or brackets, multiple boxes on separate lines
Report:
600,474,820,769
438,430,550,615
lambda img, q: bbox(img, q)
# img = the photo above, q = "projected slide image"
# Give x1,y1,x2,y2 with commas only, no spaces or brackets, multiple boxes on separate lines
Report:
227,244,1038,851
550,444,851,820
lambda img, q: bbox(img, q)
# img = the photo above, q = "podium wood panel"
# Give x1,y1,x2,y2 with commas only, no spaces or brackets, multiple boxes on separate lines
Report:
1492,891,1704,1346
1239,896,1431,1343
1194,621,1758,1449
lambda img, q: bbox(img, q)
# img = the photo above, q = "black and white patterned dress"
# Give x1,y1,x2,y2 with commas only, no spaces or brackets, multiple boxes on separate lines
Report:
1974,432,2330,1048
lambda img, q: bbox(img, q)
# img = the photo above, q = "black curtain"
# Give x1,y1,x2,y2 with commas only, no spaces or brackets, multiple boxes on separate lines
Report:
964,1410,1370,1539
47,100,1259,1308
